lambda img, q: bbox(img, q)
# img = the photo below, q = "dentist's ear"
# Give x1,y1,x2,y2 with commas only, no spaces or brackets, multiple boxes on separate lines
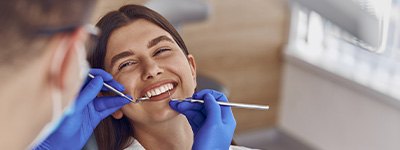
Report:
47,27,88,110
48,27,87,91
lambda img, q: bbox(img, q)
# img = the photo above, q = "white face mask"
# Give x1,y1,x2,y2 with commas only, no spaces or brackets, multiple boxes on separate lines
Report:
28,41,90,148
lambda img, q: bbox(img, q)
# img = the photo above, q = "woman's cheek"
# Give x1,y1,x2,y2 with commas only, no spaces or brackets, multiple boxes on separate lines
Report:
116,74,137,95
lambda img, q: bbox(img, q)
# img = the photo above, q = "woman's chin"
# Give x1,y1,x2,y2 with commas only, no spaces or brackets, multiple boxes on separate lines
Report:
146,107,180,123
122,98,183,124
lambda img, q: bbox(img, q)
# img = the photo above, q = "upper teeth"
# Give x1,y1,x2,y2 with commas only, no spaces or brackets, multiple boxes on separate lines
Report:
145,83,174,98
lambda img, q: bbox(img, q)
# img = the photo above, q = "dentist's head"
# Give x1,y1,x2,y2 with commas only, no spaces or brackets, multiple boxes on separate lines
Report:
0,0,96,149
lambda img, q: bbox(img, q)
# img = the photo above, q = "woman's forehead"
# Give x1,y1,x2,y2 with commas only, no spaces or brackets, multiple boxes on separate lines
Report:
106,20,174,53
109,20,172,46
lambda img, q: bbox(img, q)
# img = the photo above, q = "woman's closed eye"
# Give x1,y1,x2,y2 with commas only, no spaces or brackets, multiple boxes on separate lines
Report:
153,47,172,57
118,60,137,71
117,48,171,71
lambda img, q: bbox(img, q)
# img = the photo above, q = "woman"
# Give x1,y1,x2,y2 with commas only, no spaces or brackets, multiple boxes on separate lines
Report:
89,4,253,150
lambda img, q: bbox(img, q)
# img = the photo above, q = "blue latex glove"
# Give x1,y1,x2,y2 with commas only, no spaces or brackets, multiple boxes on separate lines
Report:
169,89,236,150
33,69,130,150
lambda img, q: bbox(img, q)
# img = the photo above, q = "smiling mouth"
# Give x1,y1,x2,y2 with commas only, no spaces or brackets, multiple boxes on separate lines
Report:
143,83,176,101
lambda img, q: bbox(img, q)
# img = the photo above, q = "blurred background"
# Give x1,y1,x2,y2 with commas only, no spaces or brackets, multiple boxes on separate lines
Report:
91,0,400,149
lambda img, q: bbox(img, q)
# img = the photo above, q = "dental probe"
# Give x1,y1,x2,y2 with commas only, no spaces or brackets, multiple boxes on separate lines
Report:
88,73,149,103
170,99,269,110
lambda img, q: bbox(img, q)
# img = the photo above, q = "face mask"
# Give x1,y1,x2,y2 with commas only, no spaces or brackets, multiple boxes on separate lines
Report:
28,41,90,148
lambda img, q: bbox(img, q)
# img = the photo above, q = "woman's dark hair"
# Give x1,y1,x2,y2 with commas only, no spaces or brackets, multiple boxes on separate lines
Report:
88,4,189,69
88,5,190,150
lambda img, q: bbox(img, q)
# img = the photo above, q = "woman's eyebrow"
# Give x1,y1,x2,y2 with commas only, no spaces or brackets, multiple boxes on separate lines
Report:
147,35,174,48
110,50,135,69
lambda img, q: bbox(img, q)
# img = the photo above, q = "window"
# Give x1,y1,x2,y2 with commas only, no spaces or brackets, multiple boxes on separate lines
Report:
286,0,400,99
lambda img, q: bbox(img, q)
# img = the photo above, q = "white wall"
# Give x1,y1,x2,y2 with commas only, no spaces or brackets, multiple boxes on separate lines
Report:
279,59,400,150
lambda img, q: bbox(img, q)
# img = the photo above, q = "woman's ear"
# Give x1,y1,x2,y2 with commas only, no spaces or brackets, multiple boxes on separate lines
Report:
112,110,124,119
187,54,197,81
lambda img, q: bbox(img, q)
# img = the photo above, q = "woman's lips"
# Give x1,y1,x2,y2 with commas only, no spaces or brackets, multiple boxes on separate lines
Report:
140,81,178,102
146,86,176,102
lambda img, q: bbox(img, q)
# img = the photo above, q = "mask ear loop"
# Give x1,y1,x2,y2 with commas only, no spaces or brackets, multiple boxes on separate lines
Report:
76,42,90,81
49,36,69,122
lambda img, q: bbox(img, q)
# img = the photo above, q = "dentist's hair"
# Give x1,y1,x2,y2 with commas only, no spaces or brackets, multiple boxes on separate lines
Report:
88,4,190,150
0,0,95,71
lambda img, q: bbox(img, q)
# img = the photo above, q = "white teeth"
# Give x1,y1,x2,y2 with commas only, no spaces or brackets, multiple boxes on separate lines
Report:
158,86,166,93
155,89,161,95
145,83,174,98
164,85,168,91
146,91,152,98
150,90,156,96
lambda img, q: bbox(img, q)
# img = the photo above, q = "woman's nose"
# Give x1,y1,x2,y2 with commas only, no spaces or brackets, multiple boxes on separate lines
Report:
141,59,164,80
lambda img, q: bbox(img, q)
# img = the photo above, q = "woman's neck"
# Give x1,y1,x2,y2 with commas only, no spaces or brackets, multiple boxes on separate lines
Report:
132,114,193,150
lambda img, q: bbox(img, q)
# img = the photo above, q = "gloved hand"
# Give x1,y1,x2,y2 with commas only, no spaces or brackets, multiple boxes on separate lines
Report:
33,69,130,150
169,89,236,150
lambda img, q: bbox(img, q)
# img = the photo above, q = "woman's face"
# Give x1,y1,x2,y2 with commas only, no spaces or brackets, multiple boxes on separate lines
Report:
104,19,197,125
